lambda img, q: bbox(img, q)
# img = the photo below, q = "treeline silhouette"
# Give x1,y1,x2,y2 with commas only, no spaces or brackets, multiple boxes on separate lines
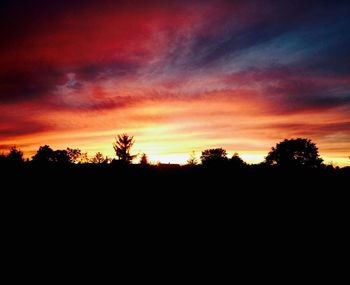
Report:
1,135,349,189
1,135,347,169
0,134,350,192
1,134,349,233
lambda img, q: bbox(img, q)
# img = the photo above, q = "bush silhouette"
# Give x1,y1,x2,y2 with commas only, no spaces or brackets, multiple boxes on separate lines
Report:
140,153,149,165
265,138,323,168
230,153,245,167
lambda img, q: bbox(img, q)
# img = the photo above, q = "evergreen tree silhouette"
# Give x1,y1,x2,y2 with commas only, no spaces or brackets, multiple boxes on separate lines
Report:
113,134,136,164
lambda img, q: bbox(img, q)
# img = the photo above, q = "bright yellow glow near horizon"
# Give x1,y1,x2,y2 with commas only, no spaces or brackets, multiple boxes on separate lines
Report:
1,94,349,167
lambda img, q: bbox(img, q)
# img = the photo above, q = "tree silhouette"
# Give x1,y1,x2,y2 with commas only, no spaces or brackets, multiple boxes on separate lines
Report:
32,145,55,163
113,134,136,164
187,151,198,165
91,152,106,163
6,146,24,164
78,152,89,163
265,138,323,168
200,148,228,166
53,149,70,164
140,153,149,165
32,145,71,164
66,148,83,163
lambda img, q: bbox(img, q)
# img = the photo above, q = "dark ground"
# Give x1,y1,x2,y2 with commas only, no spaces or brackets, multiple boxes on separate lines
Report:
2,163,348,191
1,163,348,263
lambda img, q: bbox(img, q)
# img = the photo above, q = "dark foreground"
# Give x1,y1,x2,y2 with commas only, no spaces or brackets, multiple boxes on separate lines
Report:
1,164,348,252
2,163,349,190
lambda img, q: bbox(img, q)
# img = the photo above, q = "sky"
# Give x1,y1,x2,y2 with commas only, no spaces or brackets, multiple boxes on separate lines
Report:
1,0,350,165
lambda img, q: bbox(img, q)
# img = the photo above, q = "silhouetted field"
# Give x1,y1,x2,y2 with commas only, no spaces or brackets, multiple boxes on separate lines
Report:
2,163,349,190
2,162,348,241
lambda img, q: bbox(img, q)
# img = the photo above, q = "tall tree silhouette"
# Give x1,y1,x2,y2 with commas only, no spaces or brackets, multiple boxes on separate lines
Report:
265,138,323,168
113,134,136,164
200,148,228,166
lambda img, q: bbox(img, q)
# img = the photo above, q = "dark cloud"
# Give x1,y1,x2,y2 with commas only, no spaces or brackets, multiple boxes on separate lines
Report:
257,121,350,142
176,1,350,73
301,94,350,109
183,2,310,65
306,35,350,76
50,96,134,112
266,78,350,113
0,118,50,139
224,65,350,114
0,68,65,103
0,59,142,104
75,61,141,82
2,0,349,106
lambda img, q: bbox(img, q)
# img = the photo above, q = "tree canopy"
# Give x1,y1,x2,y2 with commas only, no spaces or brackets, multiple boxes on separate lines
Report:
7,146,24,164
32,145,86,164
200,148,228,166
265,138,323,168
32,145,56,163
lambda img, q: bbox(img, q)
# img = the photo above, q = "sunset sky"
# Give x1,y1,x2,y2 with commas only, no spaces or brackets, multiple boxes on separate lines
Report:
1,0,350,165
